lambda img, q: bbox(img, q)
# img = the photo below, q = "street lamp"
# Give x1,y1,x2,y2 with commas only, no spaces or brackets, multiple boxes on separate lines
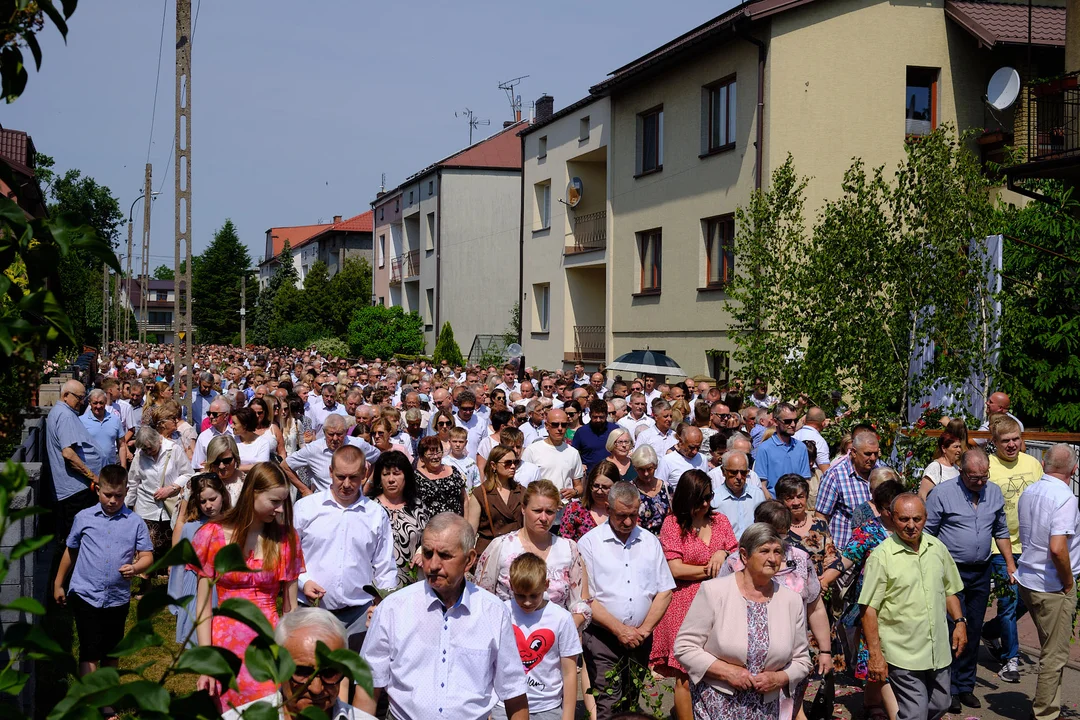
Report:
123,190,160,343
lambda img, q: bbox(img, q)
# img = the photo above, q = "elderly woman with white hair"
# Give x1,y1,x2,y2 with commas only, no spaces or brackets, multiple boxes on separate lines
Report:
632,443,671,534
126,424,187,563
605,427,636,481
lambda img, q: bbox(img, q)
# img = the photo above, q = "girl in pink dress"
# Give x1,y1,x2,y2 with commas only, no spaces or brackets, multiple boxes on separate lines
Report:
190,462,305,712
651,469,738,720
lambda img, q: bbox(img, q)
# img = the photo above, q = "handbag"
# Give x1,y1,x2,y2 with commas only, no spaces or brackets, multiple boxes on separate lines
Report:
806,672,835,720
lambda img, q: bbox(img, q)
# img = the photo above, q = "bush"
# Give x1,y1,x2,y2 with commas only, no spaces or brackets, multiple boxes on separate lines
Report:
348,306,425,359
271,320,322,350
432,321,464,366
311,336,350,359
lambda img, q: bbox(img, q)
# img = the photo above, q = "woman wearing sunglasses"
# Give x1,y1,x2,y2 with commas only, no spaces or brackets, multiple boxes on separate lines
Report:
432,409,455,456
466,444,524,557
203,434,245,506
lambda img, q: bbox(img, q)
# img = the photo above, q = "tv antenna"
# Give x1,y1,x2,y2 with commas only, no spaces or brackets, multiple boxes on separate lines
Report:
455,107,490,145
498,75,529,122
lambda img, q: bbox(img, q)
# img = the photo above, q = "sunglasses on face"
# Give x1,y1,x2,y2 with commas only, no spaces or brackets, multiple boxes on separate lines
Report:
207,411,227,418
548,422,567,428
499,460,520,468
437,421,452,428
211,456,236,466
291,665,344,685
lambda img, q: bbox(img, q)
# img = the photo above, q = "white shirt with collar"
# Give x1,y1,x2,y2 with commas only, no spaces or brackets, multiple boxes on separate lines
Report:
126,436,188,523
656,450,708,488
284,440,354,493
222,692,375,720
520,420,547,447
644,389,661,414
294,490,397,609
455,412,488,460
618,413,654,438
635,425,678,457
577,523,676,627
308,401,349,439
495,381,520,397
191,425,233,472
362,580,528,720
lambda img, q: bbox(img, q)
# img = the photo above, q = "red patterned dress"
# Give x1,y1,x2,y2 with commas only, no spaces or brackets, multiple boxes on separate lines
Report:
189,522,305,712
650,512,738,675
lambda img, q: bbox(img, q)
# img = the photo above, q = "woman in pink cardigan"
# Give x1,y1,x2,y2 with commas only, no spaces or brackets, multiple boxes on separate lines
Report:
674,522,812,720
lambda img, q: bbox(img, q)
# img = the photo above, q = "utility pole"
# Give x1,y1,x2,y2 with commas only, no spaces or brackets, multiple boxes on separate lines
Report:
138,164,153,345
124,208,133,344
101,262,109,350
113,256,122,345
240,274,246,347
174,0,193,419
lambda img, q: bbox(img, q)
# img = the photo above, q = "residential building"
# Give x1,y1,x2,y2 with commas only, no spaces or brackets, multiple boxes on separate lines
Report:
257,211,374,288
519,95,611,372
517,0,1065,378
372,122,524,352
119,278,185,344
0,126,47,219
258,222,331,288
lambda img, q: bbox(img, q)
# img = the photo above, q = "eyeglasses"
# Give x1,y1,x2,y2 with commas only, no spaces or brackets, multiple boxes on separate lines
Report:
499,460,520,468
211,456,236,466
207,411,226,418
593,484,614,493
291,665,344,685
778,418,797,425
437,421,453,428
458,406,475,413
547,422,567,428
725,468,749,476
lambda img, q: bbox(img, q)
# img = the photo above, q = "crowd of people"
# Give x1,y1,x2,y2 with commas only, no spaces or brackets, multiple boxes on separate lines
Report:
43,342,1080,720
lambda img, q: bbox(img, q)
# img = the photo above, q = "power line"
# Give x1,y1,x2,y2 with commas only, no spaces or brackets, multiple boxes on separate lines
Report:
155,0,200,195
146,0,169,165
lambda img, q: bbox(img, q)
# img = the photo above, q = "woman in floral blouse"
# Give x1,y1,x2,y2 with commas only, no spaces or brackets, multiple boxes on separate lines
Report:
631,444,670,535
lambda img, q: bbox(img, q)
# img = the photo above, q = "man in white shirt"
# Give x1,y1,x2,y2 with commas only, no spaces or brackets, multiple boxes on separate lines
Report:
191,398,233,472
634,401,677,457
1016,444,1080,720
295,445,396,652
538,376,563,409
793,406,831,473
360,513,529,720
656,426,707,487
308,384,349,439
453,390,488,460
223,607,376,720
522,408,583,500
577,483,675,718
518,400,547,448
283,415,378,496
618,392,654,438
589,372,608,400
495,364,521,398
643,376,661,414
571,362,589,388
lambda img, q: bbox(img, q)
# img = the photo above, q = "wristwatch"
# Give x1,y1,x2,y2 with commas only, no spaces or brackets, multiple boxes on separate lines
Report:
954,616,967,624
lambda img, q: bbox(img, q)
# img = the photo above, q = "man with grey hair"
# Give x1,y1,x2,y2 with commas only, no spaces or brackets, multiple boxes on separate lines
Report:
726,431,768,498
816,428,881,548
577,483,675,718
81,388,127,468
1016,443,1080,720
520,399,546,447
635,399,677,457
191,397,233,472
360,513,529,719
47,380,104,553
223,606,376,720
708,449,765,538
191,371,218,430
656,425,706,487
285,414,378,495
617,391,653,437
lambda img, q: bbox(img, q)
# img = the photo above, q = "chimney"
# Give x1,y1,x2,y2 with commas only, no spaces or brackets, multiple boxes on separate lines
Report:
535,95,554,123
503,120,515,129
333,215,342,224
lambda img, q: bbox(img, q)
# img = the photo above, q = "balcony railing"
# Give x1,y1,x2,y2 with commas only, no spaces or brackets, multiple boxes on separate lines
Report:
566,211,606,254
570,325,605,363
1024,71,1080,163
389,256,402,286
389,249,420,286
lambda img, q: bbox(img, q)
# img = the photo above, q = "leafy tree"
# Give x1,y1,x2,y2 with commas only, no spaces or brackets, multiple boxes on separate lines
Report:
433,321,464,366
251,241,298,345
152,264,173,280
327,256,372,336
191,219,253,344
311,336,350,358
273,321,322,350
347,305,425,359
995,182,1080,430
299,260,334,327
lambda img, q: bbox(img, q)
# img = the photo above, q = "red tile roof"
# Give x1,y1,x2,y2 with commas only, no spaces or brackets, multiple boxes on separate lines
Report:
946,1,1065,47
404,121,526,183
0,127,33,172
267,223,332,261
294,210,374,250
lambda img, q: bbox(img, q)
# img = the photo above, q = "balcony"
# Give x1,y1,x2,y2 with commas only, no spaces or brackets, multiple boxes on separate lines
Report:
566,210,606,255
389,249,420,286
564,325,605,364
1008,71,1080,190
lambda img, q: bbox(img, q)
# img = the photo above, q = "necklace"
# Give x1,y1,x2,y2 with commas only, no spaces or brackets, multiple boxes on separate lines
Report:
792,514,810,529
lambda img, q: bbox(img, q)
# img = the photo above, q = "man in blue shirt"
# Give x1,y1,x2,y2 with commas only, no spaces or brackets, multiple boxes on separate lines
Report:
925,449,1015,714
80,389,127,468
754,403,811,494
47,380,104,551
190,371,219,429
571,399,619,473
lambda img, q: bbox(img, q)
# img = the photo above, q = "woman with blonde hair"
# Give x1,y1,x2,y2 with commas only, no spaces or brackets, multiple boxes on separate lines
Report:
190,462,304,711
141,380,174,425
605,427,636,481
203,434,245,506
466,444,524,557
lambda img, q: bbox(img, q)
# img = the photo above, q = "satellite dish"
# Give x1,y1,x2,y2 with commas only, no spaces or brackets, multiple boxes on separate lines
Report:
506,343,523,358
565,177,583,208
986,67,1020,111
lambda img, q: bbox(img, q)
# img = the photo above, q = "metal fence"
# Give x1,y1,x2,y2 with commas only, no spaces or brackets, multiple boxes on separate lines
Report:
1024,70,1080,163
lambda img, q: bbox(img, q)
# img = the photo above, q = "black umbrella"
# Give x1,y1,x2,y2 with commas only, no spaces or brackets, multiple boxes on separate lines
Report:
606,349,687,378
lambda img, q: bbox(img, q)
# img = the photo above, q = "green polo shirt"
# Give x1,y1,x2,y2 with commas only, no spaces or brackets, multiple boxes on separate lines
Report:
858,533,963,671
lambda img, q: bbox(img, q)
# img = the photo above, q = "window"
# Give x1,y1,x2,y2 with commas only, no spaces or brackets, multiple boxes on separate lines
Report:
428,180,434,196
905,67,938,137
409,190,414,205
379,208,384,221
155,291,168,302
579,116,590,142
378,234,386,267
538,136,547,159
395,199,399,213
532,283,550,332
638,107,663,175
705,77,736,152
703,215,735,287
637,229,662,293
534,181,551,231
424,288,434,329
426,212,436,251
378,296,385,307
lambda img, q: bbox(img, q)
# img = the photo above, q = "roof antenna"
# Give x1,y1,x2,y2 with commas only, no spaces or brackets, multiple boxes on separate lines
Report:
380,172,386,193
455,107,490,145
498,75,529,122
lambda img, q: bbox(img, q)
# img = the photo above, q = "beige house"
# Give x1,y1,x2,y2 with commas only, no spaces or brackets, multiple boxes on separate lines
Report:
518,0,1065,379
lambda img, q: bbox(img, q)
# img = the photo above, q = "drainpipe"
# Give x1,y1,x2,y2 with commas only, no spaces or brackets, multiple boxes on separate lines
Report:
738,29,767,190
518,132,526,345
434,169,442,346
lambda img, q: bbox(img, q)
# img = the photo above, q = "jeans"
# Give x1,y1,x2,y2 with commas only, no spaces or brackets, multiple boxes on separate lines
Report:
950,562,992,694
982,553,1027,661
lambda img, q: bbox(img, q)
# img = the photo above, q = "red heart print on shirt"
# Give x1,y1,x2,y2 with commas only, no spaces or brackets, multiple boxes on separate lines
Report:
514,626,555,673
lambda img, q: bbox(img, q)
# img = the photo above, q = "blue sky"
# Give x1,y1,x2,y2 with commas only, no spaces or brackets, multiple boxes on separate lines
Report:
3,0,736,267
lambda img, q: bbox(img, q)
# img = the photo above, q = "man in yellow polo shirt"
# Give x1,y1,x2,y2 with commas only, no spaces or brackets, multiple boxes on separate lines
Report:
981,416,1043,683
861,493,967,720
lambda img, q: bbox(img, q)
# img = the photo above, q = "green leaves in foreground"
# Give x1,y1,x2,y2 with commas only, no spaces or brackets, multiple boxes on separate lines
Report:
316,640,373,695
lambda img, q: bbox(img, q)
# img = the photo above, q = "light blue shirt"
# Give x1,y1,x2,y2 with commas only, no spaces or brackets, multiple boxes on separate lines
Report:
190,388,219,429
708,467,766,539
754,433,812,492
66,505,152,608
80,411,124,467
47,401,103,501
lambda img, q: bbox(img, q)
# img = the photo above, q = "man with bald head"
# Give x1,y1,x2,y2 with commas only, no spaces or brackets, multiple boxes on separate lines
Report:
191,396,233,472
656,425,707,487
1015,444,1080,720
47,380,104,550
861,494,966,720
793,406,831,473
979,391,1024,433
523,408,584,499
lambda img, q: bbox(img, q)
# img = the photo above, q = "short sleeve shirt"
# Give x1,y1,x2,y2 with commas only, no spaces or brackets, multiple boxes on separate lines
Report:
47,402,103,501
989,452,1044,554
66,505,152,608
